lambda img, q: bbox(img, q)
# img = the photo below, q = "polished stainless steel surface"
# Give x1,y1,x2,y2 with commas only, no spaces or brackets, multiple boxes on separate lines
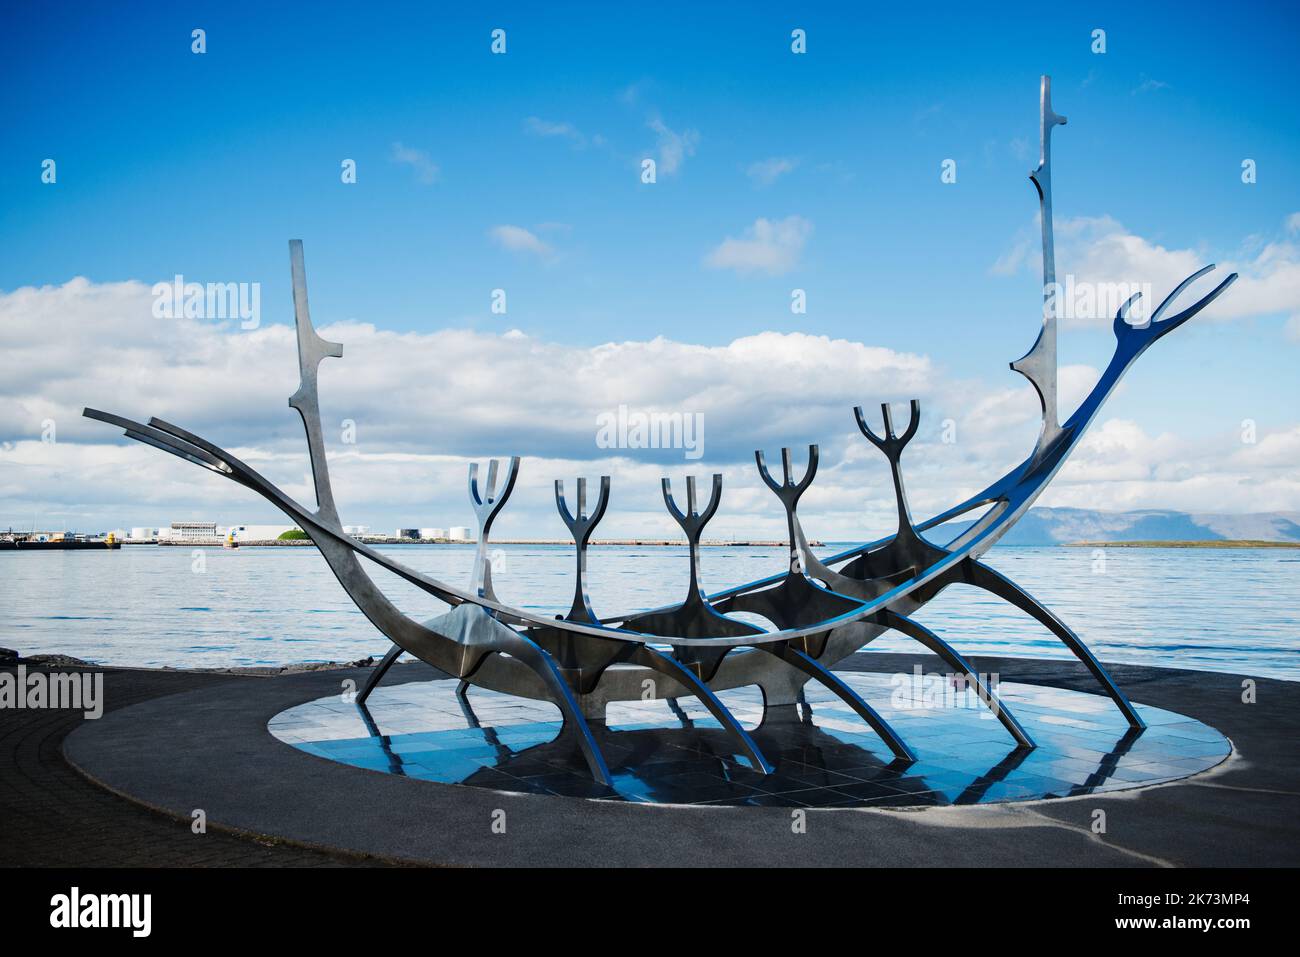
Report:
271,675,1231,808
84,77,1236,781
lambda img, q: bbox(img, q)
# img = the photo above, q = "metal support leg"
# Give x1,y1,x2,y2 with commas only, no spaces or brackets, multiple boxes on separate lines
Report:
960,559,1146,730
665,698,694,728
492,631,613,786
355,643,402,705
877,609,1035,749
760,644,916,762
632,646,774,774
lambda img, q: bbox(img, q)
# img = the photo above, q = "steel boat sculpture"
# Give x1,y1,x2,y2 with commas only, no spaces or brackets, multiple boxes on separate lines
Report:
86,77,1237,784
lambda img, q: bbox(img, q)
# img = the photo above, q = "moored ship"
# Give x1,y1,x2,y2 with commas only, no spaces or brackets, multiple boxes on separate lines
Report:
0,530,121,550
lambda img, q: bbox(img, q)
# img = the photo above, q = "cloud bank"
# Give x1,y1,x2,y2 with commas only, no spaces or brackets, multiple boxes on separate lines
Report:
1,276,1294,538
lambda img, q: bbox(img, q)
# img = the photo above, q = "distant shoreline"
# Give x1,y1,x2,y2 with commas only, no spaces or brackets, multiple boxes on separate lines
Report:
19,537,1298,550
146,538,823,548
1064,539,1300,548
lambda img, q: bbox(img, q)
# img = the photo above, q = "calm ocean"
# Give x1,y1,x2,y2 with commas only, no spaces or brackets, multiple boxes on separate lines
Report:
2,544,1297,680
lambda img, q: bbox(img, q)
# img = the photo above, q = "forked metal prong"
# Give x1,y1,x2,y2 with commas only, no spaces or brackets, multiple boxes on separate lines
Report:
555,475,611,624
854,405,884,450
855,401,920,461
661,477,687,524
555,475,610,540
469,456,520,521
755,445,818,500
1150,264,1217,325
1112,266,1238,343
467,456,520,599
754,450,781,495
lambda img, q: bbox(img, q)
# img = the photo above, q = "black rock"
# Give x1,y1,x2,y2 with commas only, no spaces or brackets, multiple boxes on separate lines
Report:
24,653,93,667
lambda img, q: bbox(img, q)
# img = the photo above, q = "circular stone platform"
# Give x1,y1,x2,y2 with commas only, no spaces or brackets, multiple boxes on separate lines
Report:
270,673,1229,808
66,655,1274,867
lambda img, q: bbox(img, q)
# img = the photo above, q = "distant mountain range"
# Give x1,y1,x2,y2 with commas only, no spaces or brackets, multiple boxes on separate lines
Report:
933,508,1300,545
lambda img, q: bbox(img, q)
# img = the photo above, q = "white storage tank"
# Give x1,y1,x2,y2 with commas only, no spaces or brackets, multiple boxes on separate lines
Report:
448,526,472,542
419,527,445,540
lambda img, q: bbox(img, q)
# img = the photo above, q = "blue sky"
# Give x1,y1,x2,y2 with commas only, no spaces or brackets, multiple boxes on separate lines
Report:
2,1,1298,534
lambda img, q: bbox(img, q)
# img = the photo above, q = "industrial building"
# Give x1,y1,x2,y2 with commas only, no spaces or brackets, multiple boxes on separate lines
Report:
158,522,221,543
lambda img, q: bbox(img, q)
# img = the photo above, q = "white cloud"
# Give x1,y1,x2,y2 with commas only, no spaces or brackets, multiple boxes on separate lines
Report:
1043,419,1300,514
3,277,1297,537
705,216,812,276
1131,74,1171,95
390,142,439,184
746,157,798,187
489,225,555,260
994,214,1300,324
0,277,939,536
524,117,600,149
620,79,650,107
990,234,1033,277
647,114,698,176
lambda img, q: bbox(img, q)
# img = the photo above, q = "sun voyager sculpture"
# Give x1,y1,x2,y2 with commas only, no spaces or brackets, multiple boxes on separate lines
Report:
87,77,1237,784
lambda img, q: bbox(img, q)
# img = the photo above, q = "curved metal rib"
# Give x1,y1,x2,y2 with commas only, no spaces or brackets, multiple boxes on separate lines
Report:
539,473,770,773
631,645,774,774
758,643,915,762
431,603,612,784
952,559,1145,730
875,609,1035,748
490,629,612,786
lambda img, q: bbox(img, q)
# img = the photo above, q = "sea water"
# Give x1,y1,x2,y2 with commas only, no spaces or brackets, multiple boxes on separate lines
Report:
1,544,1296,680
